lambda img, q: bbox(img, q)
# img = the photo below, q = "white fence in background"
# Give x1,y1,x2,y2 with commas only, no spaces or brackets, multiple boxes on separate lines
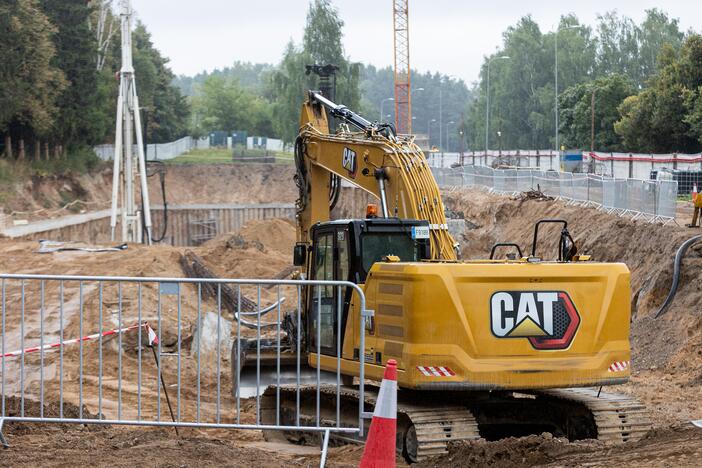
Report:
427,150,702,183
432,165,679,223
94,136,210,161
427,151,559,171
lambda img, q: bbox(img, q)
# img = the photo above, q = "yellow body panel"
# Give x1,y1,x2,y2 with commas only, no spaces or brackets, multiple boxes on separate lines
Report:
314,260,631,391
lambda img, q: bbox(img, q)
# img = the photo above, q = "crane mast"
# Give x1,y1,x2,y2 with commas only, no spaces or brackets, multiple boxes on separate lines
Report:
393,0,412,134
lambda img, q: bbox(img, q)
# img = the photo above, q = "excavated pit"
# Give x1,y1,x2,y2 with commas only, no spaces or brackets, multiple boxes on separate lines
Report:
2,165,702,466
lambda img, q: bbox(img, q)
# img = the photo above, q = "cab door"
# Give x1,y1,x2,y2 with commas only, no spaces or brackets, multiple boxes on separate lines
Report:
308,227,350,356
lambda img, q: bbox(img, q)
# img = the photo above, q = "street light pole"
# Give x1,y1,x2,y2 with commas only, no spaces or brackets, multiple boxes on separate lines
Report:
427,118,437,144
410,87,424,123
485,56,510,153
439,86,443,151
445,121,455,152
380,97,394,122
555,24,585,154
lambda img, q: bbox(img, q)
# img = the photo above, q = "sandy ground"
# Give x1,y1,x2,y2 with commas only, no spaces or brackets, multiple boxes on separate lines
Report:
2,178,702,466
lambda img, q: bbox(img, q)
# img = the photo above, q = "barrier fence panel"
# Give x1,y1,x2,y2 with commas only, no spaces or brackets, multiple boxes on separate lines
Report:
613,179,628,213
657,180,679,220
641,181,658,220
0,274,369,464
587,175,604,207
433,164,678,224
559,172,574,200
571,174,589,204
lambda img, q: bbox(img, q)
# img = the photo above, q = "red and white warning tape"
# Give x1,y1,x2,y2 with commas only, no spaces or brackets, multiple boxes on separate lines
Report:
417,365,455,377
1,322,159,359
608,360,630,372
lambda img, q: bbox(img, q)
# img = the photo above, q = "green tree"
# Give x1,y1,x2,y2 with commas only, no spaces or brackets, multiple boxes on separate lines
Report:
195,75,272,135
269,42,314,143
41,0,108,152
637,9,684,85
131,23,189,143
173,61,275,97
359,65,473,151
269,0,361,144
595,12,640,82
0,0,66,158
464,15,595,150
615,35,702,153
559,74,635,151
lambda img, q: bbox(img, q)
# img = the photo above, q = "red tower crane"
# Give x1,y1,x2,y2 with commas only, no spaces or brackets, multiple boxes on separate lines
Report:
393,0,411,134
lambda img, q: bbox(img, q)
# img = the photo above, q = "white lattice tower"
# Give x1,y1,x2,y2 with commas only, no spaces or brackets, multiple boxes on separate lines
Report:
110,0,152,244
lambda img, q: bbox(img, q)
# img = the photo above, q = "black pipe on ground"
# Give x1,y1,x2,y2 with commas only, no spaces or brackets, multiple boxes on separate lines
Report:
655,234,702,319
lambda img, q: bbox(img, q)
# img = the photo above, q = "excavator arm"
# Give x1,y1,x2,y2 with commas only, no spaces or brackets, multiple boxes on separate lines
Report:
294,91,458,260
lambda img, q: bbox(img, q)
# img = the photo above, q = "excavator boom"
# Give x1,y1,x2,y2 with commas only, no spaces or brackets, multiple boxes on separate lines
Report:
295,91,457,260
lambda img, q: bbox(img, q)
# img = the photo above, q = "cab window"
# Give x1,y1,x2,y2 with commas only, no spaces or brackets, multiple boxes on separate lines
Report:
361,232,421,272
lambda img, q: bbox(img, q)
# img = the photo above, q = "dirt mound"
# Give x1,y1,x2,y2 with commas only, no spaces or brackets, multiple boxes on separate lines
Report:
419,426,702,468
239,218,296,256
196,218,294,280
417,434,581,468
1,424,314,468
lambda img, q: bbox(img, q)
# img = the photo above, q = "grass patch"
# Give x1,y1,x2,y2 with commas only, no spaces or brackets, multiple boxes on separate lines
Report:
166,146,293,165
30,146,104,177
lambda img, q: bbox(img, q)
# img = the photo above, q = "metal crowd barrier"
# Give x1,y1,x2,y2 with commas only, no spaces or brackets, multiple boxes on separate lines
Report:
0,274,369,466
433,166,678,224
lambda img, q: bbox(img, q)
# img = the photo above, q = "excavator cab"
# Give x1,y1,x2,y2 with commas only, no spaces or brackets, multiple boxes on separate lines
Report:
303,218,431,356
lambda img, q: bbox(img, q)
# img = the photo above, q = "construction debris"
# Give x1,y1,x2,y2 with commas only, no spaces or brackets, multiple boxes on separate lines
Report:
37,240,128,253
515,187,554,202
179,249,258,312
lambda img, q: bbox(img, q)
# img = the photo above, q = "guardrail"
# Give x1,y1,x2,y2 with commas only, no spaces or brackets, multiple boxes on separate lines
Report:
0,274,369,467
432,165,678,224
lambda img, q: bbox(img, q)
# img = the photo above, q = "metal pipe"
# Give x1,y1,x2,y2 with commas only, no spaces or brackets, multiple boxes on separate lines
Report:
375,169,390,218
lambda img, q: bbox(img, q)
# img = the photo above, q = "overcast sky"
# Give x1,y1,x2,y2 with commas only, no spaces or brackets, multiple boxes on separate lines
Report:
130,1,700,84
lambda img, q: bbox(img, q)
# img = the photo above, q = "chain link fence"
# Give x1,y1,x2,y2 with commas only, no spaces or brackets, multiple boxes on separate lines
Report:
433,165,678,224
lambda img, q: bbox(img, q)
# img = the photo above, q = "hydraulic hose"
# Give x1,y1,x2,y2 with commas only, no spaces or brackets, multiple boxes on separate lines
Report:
655,234,702,318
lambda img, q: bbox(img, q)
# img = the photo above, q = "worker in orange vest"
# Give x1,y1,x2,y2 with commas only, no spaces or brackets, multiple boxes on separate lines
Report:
689,185,702,227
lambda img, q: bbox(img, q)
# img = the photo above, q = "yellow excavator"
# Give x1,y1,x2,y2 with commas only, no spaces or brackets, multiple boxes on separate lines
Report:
250,91,650,462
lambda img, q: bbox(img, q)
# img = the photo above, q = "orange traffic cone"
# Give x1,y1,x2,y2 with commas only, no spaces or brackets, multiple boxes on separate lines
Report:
360,359,398,468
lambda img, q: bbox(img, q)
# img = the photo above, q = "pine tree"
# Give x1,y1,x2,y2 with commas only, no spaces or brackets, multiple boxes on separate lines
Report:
41,0,108,153
0,0,66,158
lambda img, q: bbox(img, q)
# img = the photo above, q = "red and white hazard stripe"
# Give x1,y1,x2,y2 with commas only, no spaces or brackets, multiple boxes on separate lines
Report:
1,322,158,359
608,360,630,372
416,366,455,377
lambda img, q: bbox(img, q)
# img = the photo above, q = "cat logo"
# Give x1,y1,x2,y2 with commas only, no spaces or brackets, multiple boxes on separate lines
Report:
490,291,580,350
342,147,357,178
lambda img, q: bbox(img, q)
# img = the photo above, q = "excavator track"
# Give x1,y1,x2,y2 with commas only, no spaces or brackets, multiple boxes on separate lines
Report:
260,384,479,462
398,404,479,462
260,385,651,463
537,388,652,443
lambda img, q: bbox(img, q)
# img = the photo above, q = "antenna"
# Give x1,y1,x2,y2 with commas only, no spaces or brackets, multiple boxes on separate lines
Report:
110,0,153,244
